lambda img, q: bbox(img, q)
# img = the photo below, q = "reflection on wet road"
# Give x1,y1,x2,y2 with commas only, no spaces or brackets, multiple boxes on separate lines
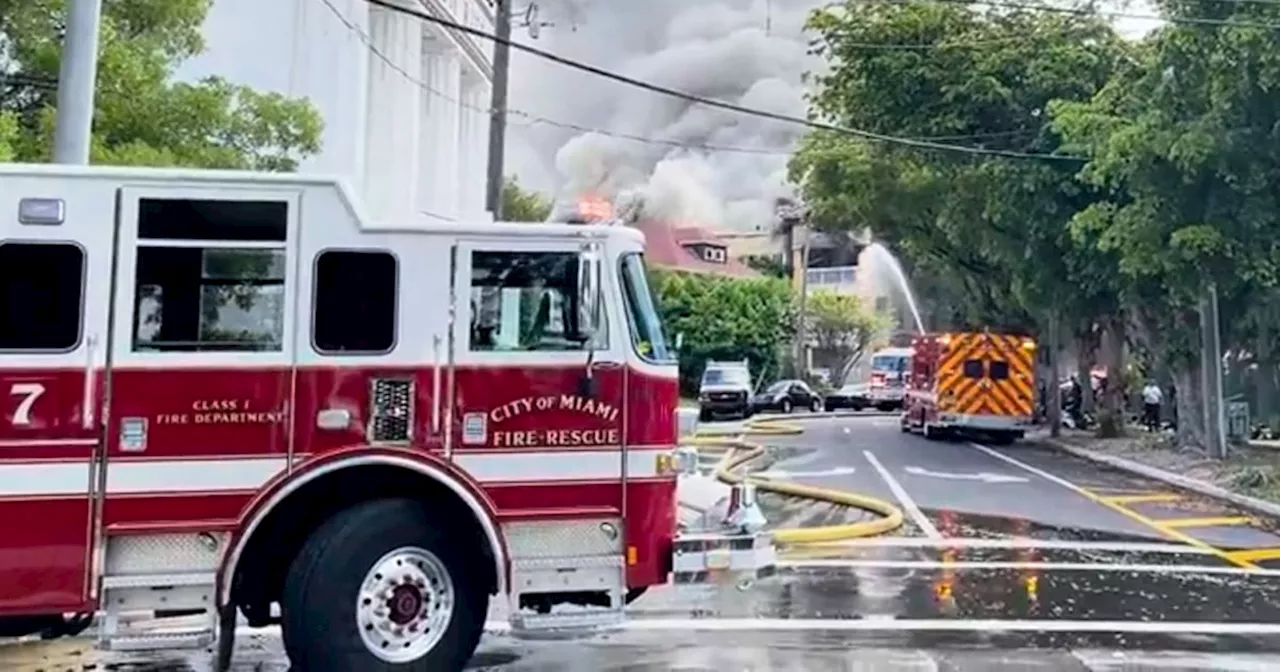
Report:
9,415,1280,670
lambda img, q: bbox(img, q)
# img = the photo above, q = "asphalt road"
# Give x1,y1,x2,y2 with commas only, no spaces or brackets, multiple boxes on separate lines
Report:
9,414,1280,670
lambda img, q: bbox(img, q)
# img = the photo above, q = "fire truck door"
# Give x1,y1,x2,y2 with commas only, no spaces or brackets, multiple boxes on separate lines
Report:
0,194,111,615
450,240,627,505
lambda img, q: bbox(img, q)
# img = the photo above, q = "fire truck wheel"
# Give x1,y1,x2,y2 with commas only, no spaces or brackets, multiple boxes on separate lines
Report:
281,498,487,672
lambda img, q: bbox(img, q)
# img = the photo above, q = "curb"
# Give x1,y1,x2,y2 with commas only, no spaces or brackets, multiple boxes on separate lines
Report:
1037,437,1280,519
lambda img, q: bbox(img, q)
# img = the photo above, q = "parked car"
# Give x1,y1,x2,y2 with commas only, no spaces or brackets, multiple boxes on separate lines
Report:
699,360,754,420
751,379,823,414
824,382,870,412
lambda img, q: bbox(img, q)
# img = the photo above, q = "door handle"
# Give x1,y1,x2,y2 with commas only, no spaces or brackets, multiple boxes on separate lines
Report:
590,361,622,370
431,334,443,434
82,335,98,430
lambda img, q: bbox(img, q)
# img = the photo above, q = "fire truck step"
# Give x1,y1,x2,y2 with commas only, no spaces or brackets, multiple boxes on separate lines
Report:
98,572,217,652
510,606,626,633
508,554,627,634
100,625,216,652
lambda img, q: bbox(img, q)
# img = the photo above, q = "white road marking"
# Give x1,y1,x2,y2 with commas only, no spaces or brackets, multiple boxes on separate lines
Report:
903,465,1029,484
778,558,1280,576
966,441,1090,494
800,537,1211,554
481,618,1280,635
863,450,942,539
755,466,858,479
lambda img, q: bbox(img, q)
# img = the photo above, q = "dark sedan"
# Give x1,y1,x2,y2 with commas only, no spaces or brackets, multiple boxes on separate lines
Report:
751,380,823,414
824,382,870,412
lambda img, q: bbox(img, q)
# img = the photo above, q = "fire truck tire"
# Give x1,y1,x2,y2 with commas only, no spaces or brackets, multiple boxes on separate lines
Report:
281,498,487,672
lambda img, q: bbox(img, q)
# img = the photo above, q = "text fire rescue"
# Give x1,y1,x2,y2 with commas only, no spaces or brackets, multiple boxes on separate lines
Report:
489,394,619,447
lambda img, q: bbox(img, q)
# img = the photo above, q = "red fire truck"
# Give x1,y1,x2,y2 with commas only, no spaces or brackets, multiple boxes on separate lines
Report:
0,164,683,670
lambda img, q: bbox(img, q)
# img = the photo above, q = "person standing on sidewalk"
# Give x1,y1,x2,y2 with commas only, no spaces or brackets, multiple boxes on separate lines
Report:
1141,380,1163,432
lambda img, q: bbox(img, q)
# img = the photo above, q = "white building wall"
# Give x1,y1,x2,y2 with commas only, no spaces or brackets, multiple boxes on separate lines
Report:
179,0,493,226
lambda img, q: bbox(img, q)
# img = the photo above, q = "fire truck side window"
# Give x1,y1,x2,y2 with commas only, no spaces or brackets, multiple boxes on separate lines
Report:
0,242,85,351
131,199,287,352
963,360,984,378
468,251,603,351
312,250,397,354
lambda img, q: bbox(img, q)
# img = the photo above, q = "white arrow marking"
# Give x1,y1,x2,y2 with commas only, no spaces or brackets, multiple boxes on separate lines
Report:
903,466,1028,484
754,466,858,479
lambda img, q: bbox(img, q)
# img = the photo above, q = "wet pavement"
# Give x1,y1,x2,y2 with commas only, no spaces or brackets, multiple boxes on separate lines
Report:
9,415,1280,670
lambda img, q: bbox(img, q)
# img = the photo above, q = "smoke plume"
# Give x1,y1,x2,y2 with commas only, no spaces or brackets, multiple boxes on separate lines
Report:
508,0,827,231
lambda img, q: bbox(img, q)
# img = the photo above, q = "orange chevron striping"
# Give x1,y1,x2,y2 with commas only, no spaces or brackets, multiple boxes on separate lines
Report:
932,332,1039,419
940,334,986,373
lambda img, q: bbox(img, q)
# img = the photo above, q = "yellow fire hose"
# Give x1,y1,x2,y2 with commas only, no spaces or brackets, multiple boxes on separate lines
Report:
684,416,905,544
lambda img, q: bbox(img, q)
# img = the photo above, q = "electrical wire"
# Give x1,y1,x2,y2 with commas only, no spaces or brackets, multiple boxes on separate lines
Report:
927,0,1280,30
365,0,1086,161
318,0,1032,155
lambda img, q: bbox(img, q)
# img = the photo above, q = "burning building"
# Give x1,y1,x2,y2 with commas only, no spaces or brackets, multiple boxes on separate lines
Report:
553,194,758,278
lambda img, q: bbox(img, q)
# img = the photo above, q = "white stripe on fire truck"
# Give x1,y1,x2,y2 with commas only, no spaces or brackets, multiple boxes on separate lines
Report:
0,449,668,497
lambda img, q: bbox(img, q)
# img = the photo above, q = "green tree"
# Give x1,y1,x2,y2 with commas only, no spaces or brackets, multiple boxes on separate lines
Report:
791,0,1130,433
1051,0,1280,447
806,290,888,385
650,269,794,396
502,177,553,221
0,0,322,169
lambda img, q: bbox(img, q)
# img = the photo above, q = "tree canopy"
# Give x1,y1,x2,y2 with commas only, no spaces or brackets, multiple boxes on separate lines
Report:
0,0,322,169
650,269,794,396
790,0,1280,444
502,177,554,221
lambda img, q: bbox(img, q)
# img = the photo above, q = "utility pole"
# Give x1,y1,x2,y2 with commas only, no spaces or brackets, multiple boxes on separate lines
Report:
52,0,104,165
484,0,514,219
1200,282,1227,458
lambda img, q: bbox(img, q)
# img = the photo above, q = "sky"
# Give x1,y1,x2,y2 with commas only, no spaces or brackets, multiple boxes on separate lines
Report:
179,0,1164,231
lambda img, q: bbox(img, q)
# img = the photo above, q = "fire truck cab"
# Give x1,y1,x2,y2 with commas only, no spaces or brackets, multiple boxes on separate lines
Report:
0,164,683,670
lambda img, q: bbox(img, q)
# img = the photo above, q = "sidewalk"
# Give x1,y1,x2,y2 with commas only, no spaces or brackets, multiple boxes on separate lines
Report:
1035,428,1280,517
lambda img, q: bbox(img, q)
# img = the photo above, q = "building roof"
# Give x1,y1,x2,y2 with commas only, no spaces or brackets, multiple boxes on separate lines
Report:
629,220,760,278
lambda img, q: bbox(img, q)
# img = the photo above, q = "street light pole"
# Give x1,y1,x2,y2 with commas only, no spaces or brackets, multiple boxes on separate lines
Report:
484,0,513,219
52,0,104,165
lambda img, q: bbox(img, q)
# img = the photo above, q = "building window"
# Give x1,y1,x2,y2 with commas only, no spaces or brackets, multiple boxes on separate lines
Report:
313,250,398,354
468,251,605,352
0,242,85,351
699,245,727,263
132,199,288,353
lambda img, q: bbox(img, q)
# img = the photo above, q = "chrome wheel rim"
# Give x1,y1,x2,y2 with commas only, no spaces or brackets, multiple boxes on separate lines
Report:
356,546,455,663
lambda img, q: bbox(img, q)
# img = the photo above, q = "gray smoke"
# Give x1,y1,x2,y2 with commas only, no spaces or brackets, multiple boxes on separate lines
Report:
508,0,827,231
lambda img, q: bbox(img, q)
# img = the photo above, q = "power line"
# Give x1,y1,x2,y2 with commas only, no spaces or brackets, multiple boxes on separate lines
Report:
365,0,1085,162
929,0,1280,30
314,0,793,155
318,0,1032,156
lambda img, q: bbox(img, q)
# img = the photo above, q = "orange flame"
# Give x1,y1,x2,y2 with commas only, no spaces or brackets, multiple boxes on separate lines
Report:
577,195,614,221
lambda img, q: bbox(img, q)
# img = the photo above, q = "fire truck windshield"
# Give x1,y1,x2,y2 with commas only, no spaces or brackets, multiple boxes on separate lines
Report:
619,252,674,363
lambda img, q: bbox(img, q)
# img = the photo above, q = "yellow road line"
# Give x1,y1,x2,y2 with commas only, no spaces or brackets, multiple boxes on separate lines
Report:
1103,493,1182,505
966,442,1261,571
1162,516,1255,529
1227,548,1280,564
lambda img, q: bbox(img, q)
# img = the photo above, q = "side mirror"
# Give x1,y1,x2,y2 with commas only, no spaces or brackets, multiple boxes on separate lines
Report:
574,243,604,343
